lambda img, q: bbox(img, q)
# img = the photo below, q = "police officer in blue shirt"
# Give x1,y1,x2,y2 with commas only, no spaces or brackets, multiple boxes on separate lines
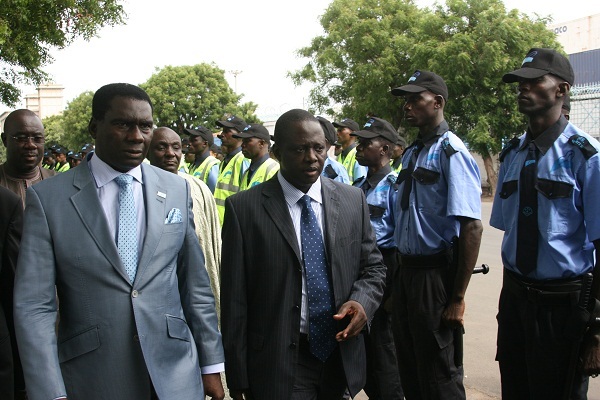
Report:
352,116,403,400
390,70,483,400
491,48,600,399
317,116,351,184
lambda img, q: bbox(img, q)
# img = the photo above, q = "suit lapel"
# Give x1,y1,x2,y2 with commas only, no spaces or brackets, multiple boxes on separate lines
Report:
70,160,130,284
262,179,302,263
136,164,166,285
321,178,340,264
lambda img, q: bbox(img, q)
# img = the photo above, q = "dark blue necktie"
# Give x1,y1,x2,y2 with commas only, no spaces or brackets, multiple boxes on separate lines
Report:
516,142,539,276
299,195,337,362
400,141,424,210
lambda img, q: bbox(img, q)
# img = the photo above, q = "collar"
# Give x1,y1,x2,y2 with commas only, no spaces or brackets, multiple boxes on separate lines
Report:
277,171,323,208
89,153,143,189
223,146,243,165
193,150,211,166
418,120,450,146
520,115,569,156
249,153,270,171
341,142,357,158
366,164,392,187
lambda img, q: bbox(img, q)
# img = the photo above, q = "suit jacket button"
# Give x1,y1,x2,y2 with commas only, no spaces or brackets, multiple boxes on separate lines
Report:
132,290,138,298
290,342,297,349
133,335,139,342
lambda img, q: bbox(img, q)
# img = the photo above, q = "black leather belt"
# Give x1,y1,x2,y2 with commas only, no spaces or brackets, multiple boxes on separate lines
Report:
399,250,448,268
503,269,582,306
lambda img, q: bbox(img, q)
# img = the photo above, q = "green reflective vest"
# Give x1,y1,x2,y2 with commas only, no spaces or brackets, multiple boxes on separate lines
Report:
190,156,220,184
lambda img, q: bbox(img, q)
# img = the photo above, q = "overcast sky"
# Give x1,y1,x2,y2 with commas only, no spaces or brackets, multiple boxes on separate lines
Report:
10,0,600,120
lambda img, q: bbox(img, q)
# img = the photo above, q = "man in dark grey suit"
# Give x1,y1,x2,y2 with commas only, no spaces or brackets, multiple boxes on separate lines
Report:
0,185,22,400
13,83,224,400
221,109,386,400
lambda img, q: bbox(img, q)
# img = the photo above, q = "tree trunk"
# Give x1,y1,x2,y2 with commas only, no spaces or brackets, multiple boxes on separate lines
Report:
482,154,498,198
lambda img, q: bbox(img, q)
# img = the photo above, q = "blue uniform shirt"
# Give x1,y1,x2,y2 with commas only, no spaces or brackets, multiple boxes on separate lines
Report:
490,116,600,280
392,121,482,255
353,164,397,249
322,157,350,184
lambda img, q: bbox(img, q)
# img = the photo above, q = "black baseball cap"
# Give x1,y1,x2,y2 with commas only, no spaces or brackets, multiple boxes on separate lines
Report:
233,124,271,141
316,116,337,144
216,115,247,132
184,126,214,146
67,151,82,160
396,135,407,147
391,70,449,101
332,118,360,132
80,143,94,153
502,48,574,85
52,146,67,155
351,117,399,143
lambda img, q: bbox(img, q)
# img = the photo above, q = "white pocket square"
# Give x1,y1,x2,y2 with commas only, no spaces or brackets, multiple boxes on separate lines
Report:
165,208,182,224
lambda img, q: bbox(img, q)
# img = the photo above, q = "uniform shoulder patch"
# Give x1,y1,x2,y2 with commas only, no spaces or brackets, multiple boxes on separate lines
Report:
323,164,338,179
441,138,457,157
353,176,366,186
568,134,598,160
386,174,398,185
499,137,520,162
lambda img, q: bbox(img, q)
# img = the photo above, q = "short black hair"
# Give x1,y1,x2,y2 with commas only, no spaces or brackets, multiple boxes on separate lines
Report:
92,83,153,121
274,109,319,146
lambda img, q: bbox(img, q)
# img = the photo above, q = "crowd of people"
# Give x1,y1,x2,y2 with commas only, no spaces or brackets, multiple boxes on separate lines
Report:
1,47,600,400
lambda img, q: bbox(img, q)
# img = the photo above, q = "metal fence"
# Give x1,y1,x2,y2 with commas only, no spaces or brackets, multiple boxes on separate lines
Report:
571,82,600,140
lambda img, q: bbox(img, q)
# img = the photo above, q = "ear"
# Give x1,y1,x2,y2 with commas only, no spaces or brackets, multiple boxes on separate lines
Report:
557,82,570,98
433,95,444,109
88,117,97,139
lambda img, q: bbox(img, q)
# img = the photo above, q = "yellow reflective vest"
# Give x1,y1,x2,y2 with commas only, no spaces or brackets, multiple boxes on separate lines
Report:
240,158,280,191
214,151,248,224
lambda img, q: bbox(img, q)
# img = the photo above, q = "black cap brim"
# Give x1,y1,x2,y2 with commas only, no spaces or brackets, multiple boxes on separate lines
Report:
216,120,236,129
502,68,548,83
391,84,427,96
351,130,380,139
232,132,254,139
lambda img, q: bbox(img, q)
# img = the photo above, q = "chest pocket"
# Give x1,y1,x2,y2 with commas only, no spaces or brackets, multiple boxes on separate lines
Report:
413,167,440,185
368,204,386,218
536,179,573,199
499,180,517,199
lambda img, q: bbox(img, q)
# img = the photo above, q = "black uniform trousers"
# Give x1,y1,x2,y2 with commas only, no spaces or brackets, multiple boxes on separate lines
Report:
392,255,465,400
497,269,589,400
364,247,404,400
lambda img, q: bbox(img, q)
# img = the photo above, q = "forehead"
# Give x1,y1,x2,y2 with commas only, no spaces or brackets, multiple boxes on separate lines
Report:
105,96,152,119
153,130,180,144
404,90,436,101
6,114,44,134
281,120,325,146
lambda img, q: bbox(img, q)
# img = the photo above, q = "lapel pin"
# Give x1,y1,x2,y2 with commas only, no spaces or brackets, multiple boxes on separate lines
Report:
157,191,167,199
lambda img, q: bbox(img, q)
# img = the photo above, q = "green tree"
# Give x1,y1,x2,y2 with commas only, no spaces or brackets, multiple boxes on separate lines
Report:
0,0,125,107
42,91,93,151
61,91,94,150
42,113,65,144
291,0,561,194
141,64,260,134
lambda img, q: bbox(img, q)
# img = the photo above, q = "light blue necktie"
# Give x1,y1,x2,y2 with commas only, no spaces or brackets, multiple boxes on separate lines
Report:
115,174,137,283
299,195,337,362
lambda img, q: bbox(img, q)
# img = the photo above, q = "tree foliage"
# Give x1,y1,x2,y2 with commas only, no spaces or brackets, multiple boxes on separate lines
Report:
0,0,125,106
291,0,562,193
291,0,561,155
42,91,94,151
141,64,260,134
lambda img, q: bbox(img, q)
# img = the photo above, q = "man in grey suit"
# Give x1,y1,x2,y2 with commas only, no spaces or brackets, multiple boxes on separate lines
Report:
13,83,224,400
221,109,386,400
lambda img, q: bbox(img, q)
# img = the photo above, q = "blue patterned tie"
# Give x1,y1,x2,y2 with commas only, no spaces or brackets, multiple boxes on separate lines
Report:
299,195,337,362
115,174,137,283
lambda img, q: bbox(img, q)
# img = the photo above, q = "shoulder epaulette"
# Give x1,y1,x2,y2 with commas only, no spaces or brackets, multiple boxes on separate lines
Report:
441,138,457,157
386,174,398,185
568,134,598,160
323,164,338,179
499,137,520,162
353,176,365,186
